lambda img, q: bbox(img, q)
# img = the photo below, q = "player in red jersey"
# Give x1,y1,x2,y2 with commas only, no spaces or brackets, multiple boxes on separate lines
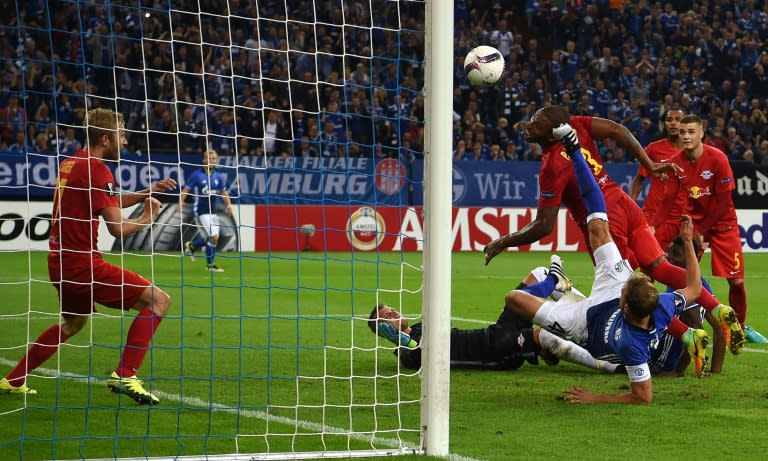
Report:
629,108,685,250
0,109,177,404
654,114,768,344
482,105,744,361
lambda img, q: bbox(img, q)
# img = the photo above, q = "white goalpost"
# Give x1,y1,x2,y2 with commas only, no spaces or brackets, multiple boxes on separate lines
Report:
0,0,452,459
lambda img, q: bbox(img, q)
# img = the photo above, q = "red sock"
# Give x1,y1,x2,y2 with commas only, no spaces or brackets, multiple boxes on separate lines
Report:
648,259,719,310
666,317,689,339
728,282,747,327
116,308,163,377
6,324,70,386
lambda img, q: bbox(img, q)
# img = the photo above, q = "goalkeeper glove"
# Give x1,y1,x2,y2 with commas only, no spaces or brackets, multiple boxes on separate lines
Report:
377,323,418,349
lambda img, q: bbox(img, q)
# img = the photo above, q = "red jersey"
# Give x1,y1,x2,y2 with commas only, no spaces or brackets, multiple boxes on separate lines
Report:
538,116,625,224
49,150,119,256
656,144,736,230
636,138,680,222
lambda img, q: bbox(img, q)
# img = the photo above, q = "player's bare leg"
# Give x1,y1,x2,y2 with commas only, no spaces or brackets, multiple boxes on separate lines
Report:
107,286,171,405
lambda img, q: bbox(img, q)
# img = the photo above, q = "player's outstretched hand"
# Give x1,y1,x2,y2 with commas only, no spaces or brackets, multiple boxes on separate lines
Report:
377,323,417,349
483,238,505,266
648,161,682,181
151,178,178,193
679,215,693,242
144,197,162,222
561,385,595,404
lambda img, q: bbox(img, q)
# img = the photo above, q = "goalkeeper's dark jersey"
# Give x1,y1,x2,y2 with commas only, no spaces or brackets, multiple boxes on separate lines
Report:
395,308,539,370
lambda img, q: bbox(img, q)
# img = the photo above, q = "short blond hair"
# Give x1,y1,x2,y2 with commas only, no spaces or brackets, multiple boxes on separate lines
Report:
84,108,124,147
623,273,659,318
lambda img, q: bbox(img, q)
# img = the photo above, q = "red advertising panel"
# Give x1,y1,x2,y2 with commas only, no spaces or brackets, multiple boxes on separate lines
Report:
254,206,588,252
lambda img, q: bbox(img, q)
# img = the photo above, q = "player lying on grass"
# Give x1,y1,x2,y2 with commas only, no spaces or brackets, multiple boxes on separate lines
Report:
369,255,709,378
504,123,708,404
483,105,744,358
369,265,624,375
0,108,174,405
656,236,727,376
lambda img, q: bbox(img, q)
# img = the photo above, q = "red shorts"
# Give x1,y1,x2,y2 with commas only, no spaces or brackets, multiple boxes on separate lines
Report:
653,221,680,252
705,225,745,279
48,253,150,315
582,191,665,270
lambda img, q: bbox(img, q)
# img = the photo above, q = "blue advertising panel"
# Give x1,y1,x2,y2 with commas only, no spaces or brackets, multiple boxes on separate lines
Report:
0,152,410,206
3,152,766,209
410,160,645,207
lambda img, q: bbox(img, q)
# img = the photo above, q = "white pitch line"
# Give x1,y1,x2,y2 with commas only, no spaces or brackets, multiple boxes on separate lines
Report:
0,357,483,461
0,358,415,447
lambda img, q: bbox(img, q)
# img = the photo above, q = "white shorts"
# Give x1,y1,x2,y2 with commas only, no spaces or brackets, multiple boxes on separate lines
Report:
533,243,633,345
195,213,220,239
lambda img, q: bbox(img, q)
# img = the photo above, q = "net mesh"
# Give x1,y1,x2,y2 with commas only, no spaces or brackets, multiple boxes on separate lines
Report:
0,0,428,458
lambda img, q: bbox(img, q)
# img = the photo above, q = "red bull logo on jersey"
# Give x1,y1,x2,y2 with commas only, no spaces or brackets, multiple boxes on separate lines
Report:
688,186,711,199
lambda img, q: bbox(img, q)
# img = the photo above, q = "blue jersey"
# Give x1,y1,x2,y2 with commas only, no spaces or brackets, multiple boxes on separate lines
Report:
184,168,227,216
586,292,686,366
651,277,713,372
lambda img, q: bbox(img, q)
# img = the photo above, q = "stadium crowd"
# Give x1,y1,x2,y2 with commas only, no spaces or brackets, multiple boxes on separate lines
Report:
0,0,767,167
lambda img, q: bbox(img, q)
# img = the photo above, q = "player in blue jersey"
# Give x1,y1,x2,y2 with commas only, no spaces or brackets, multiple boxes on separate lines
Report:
178,149,233,272
503,123,709,404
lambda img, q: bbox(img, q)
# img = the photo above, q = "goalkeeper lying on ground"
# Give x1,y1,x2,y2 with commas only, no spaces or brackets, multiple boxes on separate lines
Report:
368,263,623,374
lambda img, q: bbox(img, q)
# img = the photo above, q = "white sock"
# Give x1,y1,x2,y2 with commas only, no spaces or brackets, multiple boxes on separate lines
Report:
538,329,618,373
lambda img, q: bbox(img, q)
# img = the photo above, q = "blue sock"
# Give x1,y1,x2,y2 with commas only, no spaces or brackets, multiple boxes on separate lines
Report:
569,145,606,215
518,276,557,298
192,237,206,250
206,242,216,266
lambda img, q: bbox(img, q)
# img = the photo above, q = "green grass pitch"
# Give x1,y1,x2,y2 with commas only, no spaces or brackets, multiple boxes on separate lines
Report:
1,250,767,460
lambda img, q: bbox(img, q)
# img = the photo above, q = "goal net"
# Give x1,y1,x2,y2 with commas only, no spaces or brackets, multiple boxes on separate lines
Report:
0,0,451,459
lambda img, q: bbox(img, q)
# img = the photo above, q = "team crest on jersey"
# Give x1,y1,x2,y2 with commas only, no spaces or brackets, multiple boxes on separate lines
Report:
688,186,711,199
700,170,714,180
105,182,115,196
614,327,622,342
614,262,624,272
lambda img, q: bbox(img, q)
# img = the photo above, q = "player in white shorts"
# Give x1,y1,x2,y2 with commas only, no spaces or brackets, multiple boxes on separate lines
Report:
178,149,232,272
501,123,710,404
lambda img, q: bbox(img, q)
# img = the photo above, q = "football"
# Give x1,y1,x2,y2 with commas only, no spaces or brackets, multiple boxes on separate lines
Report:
464,45,505,87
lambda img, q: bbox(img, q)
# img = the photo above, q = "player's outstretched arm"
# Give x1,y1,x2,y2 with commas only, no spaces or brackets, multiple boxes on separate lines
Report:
102,198,161,238
591,117,679,178
483,206,558,265
177,186,191,212
563,379,652,404
705,309,726,373
221,189,233,215
120,178,178,208
675,215,702,303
